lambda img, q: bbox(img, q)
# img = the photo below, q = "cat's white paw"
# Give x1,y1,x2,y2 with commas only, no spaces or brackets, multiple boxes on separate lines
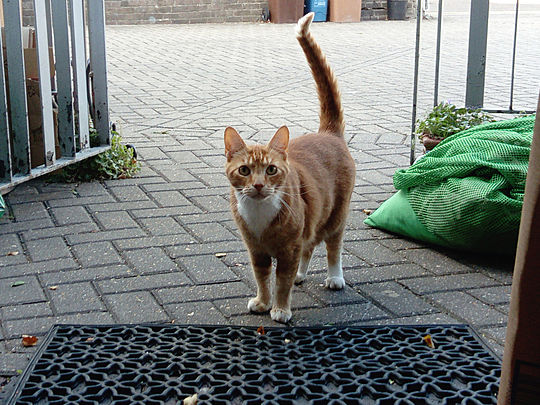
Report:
248,297,272,313
270,308,292,324
325,276,345,290
294,272,306,284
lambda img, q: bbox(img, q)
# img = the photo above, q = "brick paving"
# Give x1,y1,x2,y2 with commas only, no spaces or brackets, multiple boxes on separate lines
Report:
1,8,539,381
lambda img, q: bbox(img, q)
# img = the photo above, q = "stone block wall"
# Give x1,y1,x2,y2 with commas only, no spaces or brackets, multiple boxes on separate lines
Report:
21,0,417,25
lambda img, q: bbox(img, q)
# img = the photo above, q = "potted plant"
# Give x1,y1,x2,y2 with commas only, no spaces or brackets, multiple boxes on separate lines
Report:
416,102,495,151
268,0,304,23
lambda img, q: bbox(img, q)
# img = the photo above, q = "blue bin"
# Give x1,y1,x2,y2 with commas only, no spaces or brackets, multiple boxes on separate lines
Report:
304,0,328,22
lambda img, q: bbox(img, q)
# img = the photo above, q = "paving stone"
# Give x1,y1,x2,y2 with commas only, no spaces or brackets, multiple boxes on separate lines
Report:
292,303,390,326
428,291,508,326
86,201,157,212
355,281,438,317
400,273,501,294
3,316,56,339
73,182,109,197
107,185,150,202
191,195,230,212
0,258,79,279
114,235,195,250
123,247,180,275
98,272,191,294
138,216,187,236
0,218,54,235
66,229,147,244
71,242,123,267
346,240,408,266
39,265,134,286
183,222,237,243
364,312,460,326
9,202,49,221
156,281,252,305
344,263,429,284
47,195,114,208
0,276,47,306
166,301,228,324
22,222,99,241
94,211,139,230
177,254,239,284
468,285,512,305
1,302,53,321
25,237,72,262
49,206,93,226
149,190,192,207
130,205,203,219
49,282,105,314
152,165,198,183
400,249,475,275
104,291,169,323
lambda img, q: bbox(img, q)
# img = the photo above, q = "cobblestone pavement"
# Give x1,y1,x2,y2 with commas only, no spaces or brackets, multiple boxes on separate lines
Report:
1,9,539,377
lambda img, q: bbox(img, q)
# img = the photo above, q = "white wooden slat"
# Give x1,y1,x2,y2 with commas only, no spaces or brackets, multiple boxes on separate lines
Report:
87,0,110,145
3,0,30,175
0,33,12,181
33,0,55,167
51,0,76,157
70,0,90,150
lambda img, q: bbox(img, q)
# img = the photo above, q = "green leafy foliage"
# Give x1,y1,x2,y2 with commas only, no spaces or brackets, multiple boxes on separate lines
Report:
416,102,495,140
47,132,140,183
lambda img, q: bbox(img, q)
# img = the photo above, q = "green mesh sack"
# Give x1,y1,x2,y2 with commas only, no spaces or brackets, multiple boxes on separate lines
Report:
0,194,5,219
365,115,535,255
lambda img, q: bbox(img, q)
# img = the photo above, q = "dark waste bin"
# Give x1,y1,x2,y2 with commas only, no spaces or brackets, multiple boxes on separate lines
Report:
387,0,408,20
305,0,328,22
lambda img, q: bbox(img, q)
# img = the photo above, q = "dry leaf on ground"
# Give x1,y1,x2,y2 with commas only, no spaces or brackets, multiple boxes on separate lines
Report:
362,209,373,215
256,326,266,336
22,335,38,347
423,334,436,349
7,251,19,256
214,253,227,258
183,393,198,405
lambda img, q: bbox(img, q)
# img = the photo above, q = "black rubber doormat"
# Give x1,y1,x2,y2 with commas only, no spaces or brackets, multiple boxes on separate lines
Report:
5,324,500,404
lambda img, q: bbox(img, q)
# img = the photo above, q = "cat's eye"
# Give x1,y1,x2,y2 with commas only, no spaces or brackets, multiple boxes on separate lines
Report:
266,165,278,175
238,166,251,176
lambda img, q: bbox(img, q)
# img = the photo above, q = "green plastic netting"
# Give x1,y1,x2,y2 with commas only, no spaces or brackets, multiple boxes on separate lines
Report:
366,115,535,254
0,195,5,219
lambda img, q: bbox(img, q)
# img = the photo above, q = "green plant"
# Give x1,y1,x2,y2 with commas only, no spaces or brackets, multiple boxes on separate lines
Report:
416,102,495,140
48,132,140,183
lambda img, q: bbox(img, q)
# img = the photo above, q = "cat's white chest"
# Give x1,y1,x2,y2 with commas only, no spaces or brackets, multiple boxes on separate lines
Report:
236,191,282,239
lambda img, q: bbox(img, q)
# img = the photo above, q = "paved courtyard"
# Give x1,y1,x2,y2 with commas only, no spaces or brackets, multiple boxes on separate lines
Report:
1,6,539,382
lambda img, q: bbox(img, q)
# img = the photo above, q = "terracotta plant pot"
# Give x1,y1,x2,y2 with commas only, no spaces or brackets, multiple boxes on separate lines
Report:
328,0,362,22
420,133,443,151
268,0,304,23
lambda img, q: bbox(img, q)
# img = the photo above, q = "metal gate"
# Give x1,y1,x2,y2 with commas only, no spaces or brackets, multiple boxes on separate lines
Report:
0,0,110,193
409,0,536,164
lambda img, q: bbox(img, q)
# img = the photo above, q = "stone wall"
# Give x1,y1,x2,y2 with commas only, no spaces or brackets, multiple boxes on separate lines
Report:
21,0,417,25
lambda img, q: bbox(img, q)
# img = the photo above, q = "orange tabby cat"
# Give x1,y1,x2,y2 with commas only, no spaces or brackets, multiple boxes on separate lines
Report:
224,13,355,323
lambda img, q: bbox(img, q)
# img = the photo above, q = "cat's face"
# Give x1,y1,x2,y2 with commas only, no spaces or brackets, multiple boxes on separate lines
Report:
224,126,290,201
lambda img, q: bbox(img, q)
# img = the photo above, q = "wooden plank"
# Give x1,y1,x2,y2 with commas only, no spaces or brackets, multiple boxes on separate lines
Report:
33,0,55,167
70,0,90,150
3,0,30,175
0,30,12,182
465,0,489,109
87,0,110,146
51,0,76,157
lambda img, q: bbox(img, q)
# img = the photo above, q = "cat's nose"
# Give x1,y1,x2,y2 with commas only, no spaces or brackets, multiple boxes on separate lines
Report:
254,184,264,192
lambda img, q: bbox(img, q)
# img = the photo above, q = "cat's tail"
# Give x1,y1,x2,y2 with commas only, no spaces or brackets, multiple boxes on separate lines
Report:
296,12,345,137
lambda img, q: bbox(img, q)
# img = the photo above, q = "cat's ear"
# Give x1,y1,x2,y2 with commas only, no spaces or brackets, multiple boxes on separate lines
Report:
224,127,247,160
268,126,289,154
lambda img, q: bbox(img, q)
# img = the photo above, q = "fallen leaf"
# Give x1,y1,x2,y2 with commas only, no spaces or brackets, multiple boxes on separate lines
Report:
49,286,58,291
85,337,94,343
256,326,266,336
215,253,227,258
11,281,25,287
183,393,198,405
423,334,436,349
284,338,291,344
7,251,19,256
16,369,23,375
22,335,38,347
362,209,373,215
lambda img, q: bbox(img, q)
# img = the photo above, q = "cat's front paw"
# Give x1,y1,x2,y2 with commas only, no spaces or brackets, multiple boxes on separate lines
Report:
270,307,292,324
248,297,272,313
325,276,345,290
